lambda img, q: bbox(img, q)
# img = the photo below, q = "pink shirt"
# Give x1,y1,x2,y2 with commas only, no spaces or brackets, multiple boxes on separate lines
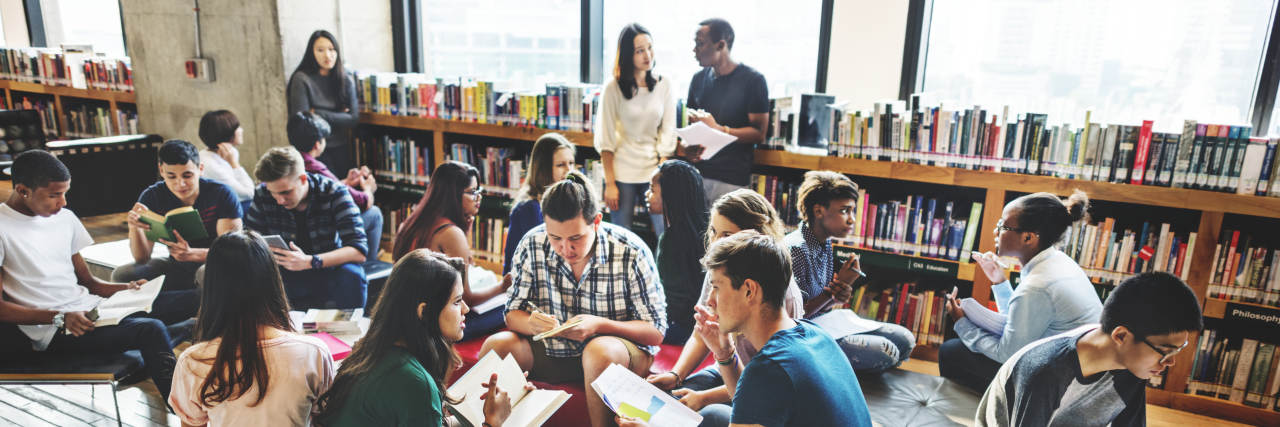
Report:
170,334,335,427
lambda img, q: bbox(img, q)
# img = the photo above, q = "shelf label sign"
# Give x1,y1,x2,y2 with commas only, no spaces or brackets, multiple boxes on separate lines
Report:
1225,303,1280,327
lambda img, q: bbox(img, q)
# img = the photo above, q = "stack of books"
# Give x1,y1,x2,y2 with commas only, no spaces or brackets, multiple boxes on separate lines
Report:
1062,220,1197,285
1207,230,1280,306
299,308,363,335
355,71,601,132
1185,332,1280,411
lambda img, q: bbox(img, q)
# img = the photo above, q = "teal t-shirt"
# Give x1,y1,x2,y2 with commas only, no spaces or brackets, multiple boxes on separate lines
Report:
326,346,444,427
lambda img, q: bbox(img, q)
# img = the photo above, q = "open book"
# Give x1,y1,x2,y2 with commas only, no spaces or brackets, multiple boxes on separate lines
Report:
590,364,702,427
139,206,207,242
94,276,165,327
446,351,569,427
960,297,1007,337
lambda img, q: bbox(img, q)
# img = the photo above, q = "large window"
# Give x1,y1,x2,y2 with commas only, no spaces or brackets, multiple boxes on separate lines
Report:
602,0,822,99
423,0,580,91
48,0,127,57
921,0,1277,128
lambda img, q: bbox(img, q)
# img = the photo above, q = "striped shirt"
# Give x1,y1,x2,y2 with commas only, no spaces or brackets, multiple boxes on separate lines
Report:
245,172,367,257
505,222,666,357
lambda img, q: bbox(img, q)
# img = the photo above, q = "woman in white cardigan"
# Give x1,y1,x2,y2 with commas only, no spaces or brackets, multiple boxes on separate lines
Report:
596,23,677,236
197,110,256,213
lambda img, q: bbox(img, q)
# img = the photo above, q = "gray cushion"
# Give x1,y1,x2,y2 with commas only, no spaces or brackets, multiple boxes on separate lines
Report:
860,368,982,427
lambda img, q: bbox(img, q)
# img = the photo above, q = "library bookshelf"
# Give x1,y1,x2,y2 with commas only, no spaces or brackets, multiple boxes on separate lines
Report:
0,80,136,140
359,113,1280,425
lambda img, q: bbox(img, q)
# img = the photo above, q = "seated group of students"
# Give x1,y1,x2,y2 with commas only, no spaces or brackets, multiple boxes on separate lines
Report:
0,125,1204,427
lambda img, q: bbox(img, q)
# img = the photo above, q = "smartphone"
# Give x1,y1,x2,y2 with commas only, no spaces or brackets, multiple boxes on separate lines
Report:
263,235,290,250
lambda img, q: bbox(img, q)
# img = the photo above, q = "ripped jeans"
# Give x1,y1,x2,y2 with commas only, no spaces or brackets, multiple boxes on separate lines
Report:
837,323,916,373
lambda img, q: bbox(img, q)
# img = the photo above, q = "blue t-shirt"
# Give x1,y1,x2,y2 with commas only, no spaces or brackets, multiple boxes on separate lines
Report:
137,178,242,249
732,320,873,427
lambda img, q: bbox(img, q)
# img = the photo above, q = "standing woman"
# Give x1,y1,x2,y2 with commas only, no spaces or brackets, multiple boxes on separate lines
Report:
595,23,677,237
170,229,335,426
939,190,1103,392
393,161,510,341
644,160,708,344
289,30,359,175
503,133,577,275
198,110,255,213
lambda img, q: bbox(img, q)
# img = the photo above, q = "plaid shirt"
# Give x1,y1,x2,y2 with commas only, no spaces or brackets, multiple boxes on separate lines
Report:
506,222,666,357
782,221,832,302
245,172,368,257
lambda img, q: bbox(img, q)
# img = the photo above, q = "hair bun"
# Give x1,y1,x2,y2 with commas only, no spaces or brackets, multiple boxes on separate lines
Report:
1063,189,1090,223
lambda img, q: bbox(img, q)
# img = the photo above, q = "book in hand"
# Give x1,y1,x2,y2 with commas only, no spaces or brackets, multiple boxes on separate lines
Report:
446,351,569,427
960,297,1007,337
301,309,364,334
93,276,165,327
590,363,702,427
138,206,207,243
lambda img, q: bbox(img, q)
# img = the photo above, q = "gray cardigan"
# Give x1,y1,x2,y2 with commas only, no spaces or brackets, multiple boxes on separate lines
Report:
288,70,359,147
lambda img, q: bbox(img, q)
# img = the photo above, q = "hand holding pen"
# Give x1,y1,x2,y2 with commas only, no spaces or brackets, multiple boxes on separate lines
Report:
525,302,560,335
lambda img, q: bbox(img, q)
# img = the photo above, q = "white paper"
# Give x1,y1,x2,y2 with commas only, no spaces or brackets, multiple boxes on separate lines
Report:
592,364,702,427
675,122,738,160
811,309,881,339
961,298,1007,337
469,266,508,314
96,276,165,327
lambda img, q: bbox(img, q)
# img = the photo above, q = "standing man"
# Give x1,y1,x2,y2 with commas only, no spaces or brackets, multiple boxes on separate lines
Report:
683,18,770,205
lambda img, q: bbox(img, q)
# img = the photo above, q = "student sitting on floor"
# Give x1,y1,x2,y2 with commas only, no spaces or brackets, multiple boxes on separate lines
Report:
171,229,335,426
975,271,1202,427
620,231,872,427
480,170,667,427
286,111,384,262
246,146,368,310
645,160,710,344
393,160,512,341
782,170,915,372
941,190,1102,392
0,150,200,402
504,133,577,276
197,110,256,213
113,139,243,291
646,189,806,416
314,249,529,427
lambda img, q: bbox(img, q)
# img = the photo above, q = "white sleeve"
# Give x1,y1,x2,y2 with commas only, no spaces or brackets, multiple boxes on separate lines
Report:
70,213,94,254
594,81,621,154
656,78,678,157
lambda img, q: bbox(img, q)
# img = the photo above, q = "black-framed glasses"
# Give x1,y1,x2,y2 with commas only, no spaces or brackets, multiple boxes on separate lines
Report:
1141,336,1188,364
463,188,482,199
994,218,1031,234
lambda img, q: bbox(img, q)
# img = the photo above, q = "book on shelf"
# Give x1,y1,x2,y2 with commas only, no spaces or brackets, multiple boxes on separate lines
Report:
471,215,508,264
16,96,60,138
749,174,801,228
0,47,133,92
64,104,136,139
354,133,429,185
831,192,981,263
1057,218,1196,286
1207,229,1280,307
848,282,948,347
1186,331,1280,411
447,144,525,197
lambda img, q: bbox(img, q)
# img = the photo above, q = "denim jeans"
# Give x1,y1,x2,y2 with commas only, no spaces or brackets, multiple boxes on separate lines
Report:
0,290,200,401
837,323,917,373
112,257,205,291
697,403,734,427
663,320,693,345
612,182,665,236
361,206,384,262
938,338,1004,392
460,306,507,342
279,262,368,310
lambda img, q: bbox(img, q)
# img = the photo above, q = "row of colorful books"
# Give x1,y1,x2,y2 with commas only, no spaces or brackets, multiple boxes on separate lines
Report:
1062,220,1197,285
0,47,133,92
353,134,429,186
64,106,138,139
849,283,947,347
354,71,600,132
841,195,983,263
471,215,508,265
1186,332,1280,411
1208,231,1280,307
749,174,802,228
14,96,59,138
446,144,524,199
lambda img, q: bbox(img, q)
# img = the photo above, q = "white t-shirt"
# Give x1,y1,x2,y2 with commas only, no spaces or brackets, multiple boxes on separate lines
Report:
0,203,100,350
171,334,336,427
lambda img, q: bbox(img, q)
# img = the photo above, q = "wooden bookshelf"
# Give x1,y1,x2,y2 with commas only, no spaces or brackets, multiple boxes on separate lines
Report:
0,80,137,141
1147,388,1280,426
1202,297,1280,319
360,113,593,147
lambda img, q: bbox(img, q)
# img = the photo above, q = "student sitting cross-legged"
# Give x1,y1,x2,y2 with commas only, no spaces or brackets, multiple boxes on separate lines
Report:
113,139,244,291
245,146,368,310
170,229,335,426
479,170,667,427
620,230,873,427
314,249,529,427
975,271,1202,427
0,150,200,402
286,111,384,262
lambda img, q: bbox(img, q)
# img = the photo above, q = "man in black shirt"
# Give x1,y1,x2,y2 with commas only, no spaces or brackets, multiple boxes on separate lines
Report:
682,18,770,205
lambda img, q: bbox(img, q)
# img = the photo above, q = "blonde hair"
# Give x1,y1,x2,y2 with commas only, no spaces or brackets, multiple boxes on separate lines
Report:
254,146,306,183
708,189,788,244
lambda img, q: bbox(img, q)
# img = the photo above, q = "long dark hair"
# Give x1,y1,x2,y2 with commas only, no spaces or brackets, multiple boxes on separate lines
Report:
314,250,466,425
516,133,577,205
1011,189,1090,251
191,229,294,407
613,23,658,100
288,30,348,106
656,160,708,278
393,161,480,260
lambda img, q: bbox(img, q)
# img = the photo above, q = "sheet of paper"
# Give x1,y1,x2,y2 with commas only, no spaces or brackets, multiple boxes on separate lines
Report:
960,297,1007,337
592,364,702,427
472,294,509,314
80,239,168,269
811,309,881,339
96,276,165,326
675,122,738,160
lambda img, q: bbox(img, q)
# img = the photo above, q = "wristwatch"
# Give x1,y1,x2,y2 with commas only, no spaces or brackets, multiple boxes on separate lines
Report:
311,255,323,270
52,311,66,330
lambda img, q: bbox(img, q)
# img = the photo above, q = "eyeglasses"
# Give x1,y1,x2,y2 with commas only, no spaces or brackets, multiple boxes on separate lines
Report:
994,218,1032,235
463,189,482,199
1141,336,1188,364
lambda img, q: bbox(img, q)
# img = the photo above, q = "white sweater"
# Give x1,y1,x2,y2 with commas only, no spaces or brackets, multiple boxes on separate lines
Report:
593,76,677,184
200,150,256,201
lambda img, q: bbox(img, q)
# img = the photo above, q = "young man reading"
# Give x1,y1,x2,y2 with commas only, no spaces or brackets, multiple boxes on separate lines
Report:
113,139,243,291
620,230,872,427
480,171,667,427
782,170,914,372
976,271,1203,426
0,150,199,401
245,146,368,310
286,111,384,262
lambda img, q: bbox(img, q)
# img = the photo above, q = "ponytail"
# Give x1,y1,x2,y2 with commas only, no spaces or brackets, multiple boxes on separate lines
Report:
1011,190,1091,251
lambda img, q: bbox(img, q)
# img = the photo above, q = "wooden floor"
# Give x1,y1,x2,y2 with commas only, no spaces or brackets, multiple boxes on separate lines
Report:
0,178,1258,426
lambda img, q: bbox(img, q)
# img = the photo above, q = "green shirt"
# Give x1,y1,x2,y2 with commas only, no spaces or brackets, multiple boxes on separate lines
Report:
326,346,444,427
